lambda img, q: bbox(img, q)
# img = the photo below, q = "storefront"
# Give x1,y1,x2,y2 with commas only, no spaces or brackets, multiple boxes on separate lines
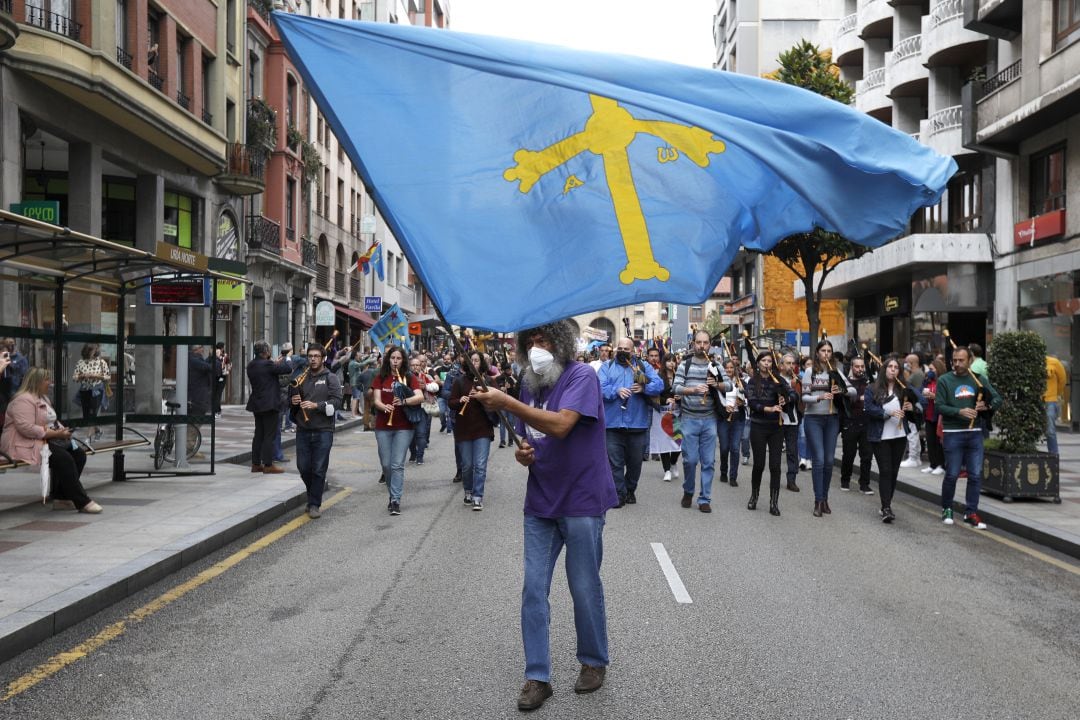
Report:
1018,269,1079,429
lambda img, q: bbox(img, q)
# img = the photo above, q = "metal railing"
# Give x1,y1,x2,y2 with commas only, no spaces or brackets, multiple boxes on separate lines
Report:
930,0,963,27
838,12,857,35
334,270,346,296
226,143,266,181
863,67,886,89
202,109,213,125
910,132,922,143
0,0,12,13
285,227,295,242
301,238,318,270
116,46,133,69
928,104,962,135
148,69,164,91
246,215,281,255
24,6,81,41
316,263,330,291
892,34,922,63
177,91,191,110
980,59,1022,100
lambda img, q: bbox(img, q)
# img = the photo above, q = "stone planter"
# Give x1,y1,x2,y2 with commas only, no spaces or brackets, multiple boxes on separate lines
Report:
981,450,1060,503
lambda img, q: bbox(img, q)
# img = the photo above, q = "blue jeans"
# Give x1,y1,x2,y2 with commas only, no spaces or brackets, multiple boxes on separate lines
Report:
1046,401,1059,455
458,437,492,498
281,398,294,430
376,428,414,502
741,417,751,459
272,420,286,462
295,429,333,509
437,397,449,432
522,514,608,682
409,412,432,462
499,413,512,445
798,422,807,459
942,431,984,513
716,414,744,482
605,428,647,499
804,414,840,501
680,415,717,505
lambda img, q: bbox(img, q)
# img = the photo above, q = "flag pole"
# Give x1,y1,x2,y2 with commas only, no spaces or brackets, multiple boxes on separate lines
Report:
431,303,524,449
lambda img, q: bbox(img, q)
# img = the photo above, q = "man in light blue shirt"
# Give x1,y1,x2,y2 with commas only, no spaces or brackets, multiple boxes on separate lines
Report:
598,337,663,507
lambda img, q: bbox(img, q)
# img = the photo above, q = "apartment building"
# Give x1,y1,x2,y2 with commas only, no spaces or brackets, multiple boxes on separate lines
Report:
0,0,250,409
808,0,997,355
712,0,848,346
962,0,1079,426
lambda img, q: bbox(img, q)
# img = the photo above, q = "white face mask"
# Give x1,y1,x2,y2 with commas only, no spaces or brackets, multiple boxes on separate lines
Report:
529,347,554,374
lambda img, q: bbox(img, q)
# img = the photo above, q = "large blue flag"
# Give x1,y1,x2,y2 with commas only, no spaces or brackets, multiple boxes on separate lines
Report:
369,303,411,354
273,14,956,332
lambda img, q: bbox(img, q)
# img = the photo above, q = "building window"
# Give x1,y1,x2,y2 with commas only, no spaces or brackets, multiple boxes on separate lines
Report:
337,179,345,227
1031,144,1067,217
116,0,128,54
286,76,297,131
176,36,187,94
1054,0,1080,49
226,0,236,54
247,52,258,100
286,178,296,234
949,170,981,232
690,306,704,323
163,192,195,249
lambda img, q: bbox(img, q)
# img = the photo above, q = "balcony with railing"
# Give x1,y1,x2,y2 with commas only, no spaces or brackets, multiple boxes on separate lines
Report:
855,67,890,114
216,143,266,196
834,12,861,65
0,0,17,52
148,69,164,91
925,0,987,67
964,56,1027,154
246,215,281,256
888,34,928,96
302,237,318,271
858,0,892,39
177,90,191,111
964,0,1021,40
116,45,133,69
316,263,330,292
24,5,81,41
920,104,972,158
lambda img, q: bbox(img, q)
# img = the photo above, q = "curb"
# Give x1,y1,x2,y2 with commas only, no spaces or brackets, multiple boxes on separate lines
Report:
833,459,1080,562
0,486,308,666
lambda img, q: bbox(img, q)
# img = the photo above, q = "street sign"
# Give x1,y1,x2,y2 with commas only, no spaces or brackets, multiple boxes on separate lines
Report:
360,215,376,234
145,275,210,306
720,314,741,325
408,322,422,336
364,296,382,313
314,300,335,326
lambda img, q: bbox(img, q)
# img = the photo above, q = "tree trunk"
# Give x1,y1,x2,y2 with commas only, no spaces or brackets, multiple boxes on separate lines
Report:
803,276,820,352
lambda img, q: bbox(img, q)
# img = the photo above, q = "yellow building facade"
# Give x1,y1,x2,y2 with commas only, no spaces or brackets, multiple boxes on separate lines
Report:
761,255,846,338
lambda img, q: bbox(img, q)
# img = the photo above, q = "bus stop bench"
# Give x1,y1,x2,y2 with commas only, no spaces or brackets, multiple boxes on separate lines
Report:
0,435,151,472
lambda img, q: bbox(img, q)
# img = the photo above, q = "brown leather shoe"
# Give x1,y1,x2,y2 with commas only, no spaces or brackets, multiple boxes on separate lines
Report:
574,664,606,694
517,679,553,711
251,464,264,473
822,499,832,514
813,501,823,517
262,465,285,474
681,492,693,508
699,502,712,513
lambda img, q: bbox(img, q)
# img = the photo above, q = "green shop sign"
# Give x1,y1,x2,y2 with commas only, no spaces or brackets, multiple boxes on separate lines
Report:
9,200,61,224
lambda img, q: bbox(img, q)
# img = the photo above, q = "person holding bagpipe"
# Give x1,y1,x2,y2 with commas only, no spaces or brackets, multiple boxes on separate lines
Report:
672,330,730,513
838,354,875,495
745,351,799,516
370,345,424,516
778,352,804,493
934,345,1002,530
716,356,747,489
863,356,922,524
801,338,857,518
287,343,343,519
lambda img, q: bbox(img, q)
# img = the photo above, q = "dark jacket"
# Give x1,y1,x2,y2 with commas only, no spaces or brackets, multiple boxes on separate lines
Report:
288,366,342,431
449,374,495,442
864,383,924,442
188,351,214,414
841,373,872,432
746,373,798,426
246,357,292,413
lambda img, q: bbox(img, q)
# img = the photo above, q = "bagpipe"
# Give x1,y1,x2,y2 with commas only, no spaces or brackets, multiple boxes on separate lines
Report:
743,331,791,425
863,344,920,427
820,330,851,419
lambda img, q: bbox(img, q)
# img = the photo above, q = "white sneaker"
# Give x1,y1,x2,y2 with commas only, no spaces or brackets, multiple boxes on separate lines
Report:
663,470,672,482
921,466,933,474
931,467,945,475
672,467,680,479
899,459,920,469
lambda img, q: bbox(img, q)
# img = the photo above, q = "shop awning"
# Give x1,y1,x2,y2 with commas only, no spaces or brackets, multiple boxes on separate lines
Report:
334,302,375,328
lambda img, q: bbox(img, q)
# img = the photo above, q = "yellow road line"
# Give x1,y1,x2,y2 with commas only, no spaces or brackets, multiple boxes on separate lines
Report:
1,488,353,703
905,500,1080,578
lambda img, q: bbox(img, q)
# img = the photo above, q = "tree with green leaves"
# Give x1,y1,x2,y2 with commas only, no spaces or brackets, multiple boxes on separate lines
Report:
765,41,867,345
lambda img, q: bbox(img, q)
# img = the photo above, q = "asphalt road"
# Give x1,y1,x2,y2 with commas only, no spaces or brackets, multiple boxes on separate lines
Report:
2,427,1078,720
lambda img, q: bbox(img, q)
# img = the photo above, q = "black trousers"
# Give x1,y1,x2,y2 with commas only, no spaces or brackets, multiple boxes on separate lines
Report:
926,423,945,468
252,410,280,466
841,424,873,489
77,389,98,420
659,451,681,471
872,437,906,510
783,424,799,484
212,380,225,414
750,422,783,493
49,444,91,508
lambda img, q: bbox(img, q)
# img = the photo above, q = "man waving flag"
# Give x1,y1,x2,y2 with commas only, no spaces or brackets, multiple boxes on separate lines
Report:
273,14,956,332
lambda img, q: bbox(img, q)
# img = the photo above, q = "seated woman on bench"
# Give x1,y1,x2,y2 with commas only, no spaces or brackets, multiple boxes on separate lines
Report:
1,367,103,513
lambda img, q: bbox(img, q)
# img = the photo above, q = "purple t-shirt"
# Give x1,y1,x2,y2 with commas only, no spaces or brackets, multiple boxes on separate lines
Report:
516,361,618,518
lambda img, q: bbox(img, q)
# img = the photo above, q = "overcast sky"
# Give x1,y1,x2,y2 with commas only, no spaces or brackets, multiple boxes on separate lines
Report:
448,0,717,69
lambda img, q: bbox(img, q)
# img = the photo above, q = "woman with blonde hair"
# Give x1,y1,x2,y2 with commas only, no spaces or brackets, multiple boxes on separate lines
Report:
1,368,102,513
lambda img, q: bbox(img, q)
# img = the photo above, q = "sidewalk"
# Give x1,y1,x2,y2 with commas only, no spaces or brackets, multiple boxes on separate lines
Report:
0,405,365,665
833,432,1080,559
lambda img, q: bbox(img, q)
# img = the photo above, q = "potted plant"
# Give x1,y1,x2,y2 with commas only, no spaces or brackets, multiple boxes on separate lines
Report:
983,331,1060,503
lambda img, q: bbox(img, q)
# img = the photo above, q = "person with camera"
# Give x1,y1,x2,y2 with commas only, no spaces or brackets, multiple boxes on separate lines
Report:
2,368,102,513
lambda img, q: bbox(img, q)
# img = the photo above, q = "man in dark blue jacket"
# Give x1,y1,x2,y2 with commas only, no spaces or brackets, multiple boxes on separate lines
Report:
246,341,292,474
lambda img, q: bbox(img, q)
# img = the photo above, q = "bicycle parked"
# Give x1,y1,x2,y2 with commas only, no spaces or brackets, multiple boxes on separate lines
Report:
153,400,202,469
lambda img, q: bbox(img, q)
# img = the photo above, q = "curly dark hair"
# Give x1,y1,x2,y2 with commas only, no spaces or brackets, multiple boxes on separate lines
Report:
376,345,408,380
515,320,577,365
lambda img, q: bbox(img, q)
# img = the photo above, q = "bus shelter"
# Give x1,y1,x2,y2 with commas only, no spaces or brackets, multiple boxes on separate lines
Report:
0,209,250,480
